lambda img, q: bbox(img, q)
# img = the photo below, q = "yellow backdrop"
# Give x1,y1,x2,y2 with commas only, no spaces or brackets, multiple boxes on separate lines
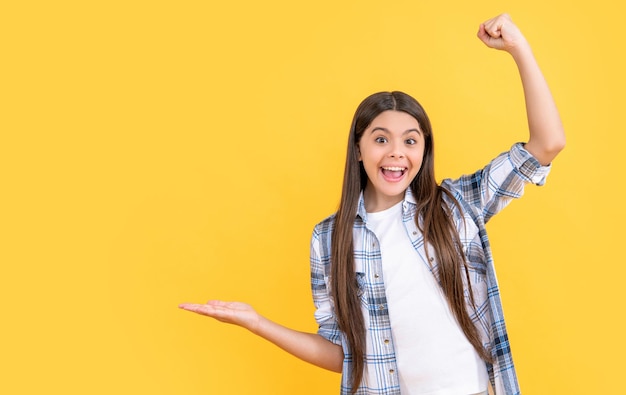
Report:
2,0,624,393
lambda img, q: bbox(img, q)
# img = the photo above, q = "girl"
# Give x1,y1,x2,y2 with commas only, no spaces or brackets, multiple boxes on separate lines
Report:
179,13,565,395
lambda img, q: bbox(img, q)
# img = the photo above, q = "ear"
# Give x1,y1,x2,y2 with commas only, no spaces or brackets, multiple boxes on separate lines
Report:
357,145,362,161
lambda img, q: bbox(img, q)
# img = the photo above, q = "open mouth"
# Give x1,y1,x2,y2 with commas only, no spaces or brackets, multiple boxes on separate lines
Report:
381,166,407,181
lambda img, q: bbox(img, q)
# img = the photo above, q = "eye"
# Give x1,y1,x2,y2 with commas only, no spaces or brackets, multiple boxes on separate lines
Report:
375,136,388,144
405,138,417,145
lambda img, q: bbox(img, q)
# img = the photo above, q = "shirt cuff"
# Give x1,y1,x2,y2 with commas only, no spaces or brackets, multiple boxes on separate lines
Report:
509,142,552,186
317,325,343,346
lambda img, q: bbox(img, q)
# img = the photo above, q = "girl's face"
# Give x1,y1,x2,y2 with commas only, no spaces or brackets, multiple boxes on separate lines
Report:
358,110,425,212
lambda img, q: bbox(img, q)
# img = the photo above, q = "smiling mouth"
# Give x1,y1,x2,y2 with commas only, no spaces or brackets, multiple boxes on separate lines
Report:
381,166,407,180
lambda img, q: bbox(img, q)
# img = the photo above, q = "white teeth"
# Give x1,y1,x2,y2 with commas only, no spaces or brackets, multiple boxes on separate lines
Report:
382,166,405,171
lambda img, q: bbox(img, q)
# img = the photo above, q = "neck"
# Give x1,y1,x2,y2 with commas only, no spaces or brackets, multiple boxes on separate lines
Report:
363,187,405,213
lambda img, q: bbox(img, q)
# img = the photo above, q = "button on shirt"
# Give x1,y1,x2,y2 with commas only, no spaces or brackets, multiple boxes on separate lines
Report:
310,143,551,395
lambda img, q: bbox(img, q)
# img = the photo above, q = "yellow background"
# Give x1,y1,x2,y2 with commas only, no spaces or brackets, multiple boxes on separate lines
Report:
1,0,623,393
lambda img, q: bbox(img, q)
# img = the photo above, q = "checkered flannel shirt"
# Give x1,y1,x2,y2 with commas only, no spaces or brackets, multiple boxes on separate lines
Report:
310,143,551,394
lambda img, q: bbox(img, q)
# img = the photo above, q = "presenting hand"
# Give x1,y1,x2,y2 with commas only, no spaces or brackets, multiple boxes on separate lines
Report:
179,300,261,333
180,299,345,372
477,13,528,54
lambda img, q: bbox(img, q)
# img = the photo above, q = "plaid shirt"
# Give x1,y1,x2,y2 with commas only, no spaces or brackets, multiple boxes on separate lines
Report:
310,143,551,395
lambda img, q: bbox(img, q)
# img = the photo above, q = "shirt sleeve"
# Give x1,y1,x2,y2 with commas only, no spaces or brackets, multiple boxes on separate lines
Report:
509,142,552,185
443,142,552,223
310,223,343,346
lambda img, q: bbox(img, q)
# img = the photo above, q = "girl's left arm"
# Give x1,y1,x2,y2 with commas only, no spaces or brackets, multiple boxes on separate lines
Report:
478,13,566,166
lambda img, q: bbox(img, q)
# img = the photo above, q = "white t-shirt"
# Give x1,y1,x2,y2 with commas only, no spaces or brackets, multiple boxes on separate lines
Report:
366,201,489,395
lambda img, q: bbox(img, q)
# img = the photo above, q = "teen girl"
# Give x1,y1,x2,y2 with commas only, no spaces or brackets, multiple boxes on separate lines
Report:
180,13,565,395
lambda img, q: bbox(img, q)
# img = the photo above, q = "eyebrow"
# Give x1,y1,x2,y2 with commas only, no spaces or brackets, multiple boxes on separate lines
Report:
370,127,421,135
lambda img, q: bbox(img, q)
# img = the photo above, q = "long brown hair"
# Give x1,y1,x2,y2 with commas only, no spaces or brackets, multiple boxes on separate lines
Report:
330,91,492,393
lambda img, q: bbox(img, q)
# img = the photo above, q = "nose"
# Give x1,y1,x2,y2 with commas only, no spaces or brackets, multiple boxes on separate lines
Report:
388,141,405,158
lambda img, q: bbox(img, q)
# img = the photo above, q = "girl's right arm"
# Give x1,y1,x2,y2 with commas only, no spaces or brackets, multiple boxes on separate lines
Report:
178,300,344,372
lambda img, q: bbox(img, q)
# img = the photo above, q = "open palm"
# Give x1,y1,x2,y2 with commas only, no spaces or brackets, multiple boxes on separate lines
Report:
179,300,261,332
